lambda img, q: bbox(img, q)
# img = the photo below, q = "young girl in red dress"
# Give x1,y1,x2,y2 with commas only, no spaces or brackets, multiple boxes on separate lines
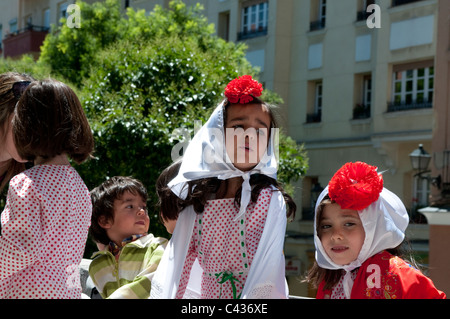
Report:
151,75,295,299
0,79,94,298
307,161,446,299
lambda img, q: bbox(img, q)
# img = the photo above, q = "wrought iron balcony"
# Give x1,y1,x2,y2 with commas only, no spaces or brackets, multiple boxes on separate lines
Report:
387,101,432,112
237,26,268,41
306,112,322,123
310,20,326,32
392,0,425,7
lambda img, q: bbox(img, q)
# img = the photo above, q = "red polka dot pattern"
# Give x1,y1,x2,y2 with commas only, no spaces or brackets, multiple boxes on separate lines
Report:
0,165,92,298
176,188,272,299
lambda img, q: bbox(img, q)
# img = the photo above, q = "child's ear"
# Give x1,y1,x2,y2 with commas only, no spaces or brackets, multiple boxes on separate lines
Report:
98,216,112,229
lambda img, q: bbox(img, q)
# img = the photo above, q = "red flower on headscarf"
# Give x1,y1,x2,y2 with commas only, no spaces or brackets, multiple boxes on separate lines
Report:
328,162,383,211
224,75,263,104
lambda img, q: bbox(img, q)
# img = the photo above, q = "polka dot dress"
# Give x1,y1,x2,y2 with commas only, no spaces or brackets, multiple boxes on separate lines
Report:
0,165,92,298
176,188,272,299
330,270,358,299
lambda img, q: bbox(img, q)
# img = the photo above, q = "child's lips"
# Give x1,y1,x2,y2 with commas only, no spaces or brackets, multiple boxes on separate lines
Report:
135,220,146,225
331,246,349,253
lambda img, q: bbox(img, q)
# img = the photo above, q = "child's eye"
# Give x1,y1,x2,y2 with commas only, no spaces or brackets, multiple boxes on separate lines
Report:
256,128,266,136
320,224,331,230
344,222,356,227
232,125,244,130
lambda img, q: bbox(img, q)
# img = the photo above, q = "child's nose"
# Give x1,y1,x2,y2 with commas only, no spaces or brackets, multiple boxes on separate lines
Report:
331,229,344,240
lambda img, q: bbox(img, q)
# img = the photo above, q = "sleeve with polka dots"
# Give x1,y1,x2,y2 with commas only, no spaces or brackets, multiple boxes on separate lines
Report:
0,174,42,281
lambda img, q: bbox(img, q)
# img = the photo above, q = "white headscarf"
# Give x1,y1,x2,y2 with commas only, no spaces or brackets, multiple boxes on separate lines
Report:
151,99,288,299
313,185,409,299
168,100,278,220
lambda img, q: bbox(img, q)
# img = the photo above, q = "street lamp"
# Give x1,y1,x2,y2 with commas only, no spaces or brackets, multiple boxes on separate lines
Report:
409,144,431,173
409,144,441,189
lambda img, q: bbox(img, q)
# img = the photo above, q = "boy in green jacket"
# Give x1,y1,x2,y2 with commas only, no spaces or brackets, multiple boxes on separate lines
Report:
88,176,167,299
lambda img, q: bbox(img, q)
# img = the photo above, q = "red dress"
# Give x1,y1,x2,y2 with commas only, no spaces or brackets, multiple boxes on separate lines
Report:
316,250,447,299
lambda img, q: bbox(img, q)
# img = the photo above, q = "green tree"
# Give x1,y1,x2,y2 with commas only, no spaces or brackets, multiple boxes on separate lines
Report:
39,0,124,85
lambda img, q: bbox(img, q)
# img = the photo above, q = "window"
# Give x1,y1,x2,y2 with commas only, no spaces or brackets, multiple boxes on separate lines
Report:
310,0,326,31
357,0,375,21
43,9,51,31
354,75,372,119
239,1,268,40
9,18,17,35
389,64,434,112
58,2,69,25
413,174,430,208
307,81,323,123
218,11,230,41
315,82,323,116
319,0,326,26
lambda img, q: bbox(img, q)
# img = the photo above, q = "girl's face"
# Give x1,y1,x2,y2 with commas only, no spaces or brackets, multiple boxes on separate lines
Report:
318,203,365,266
0,114,27,163
225,103,272,171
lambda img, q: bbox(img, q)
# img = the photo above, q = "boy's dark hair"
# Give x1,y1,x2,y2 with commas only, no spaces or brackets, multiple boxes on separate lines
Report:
156,160,186,222
13,78,94,164
90,176,148,245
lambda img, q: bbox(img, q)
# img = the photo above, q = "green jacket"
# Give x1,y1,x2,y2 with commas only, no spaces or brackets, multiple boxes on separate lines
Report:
89,234,167,299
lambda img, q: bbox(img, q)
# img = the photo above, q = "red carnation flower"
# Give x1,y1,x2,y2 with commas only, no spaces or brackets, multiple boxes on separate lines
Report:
224,75,263,104
328,162,383,211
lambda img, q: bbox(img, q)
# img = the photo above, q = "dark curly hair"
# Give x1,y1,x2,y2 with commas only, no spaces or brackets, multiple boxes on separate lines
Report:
90,176,148,245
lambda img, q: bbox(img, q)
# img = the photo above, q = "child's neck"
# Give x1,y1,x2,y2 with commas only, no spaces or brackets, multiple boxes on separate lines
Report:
34,154,70,166
217,177,243,199
0,160,10,176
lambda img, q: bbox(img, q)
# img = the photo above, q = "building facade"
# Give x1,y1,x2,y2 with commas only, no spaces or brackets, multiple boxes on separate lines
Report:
1,0,446,297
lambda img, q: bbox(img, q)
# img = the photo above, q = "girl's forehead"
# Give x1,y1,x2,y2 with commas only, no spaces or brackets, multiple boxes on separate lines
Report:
321,203,360,219
225,103,271,124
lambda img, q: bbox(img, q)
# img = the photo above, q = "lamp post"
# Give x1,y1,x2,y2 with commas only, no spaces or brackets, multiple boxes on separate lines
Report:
409,144,431,174
409,144,441,189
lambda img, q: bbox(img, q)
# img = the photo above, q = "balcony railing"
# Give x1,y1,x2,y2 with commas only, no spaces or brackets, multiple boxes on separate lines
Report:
387,101,432,112
3,24,49,58
306,112,322,123
353,104,371,119
356,10,372,22
309,20,326,32
5,24,49,38
237,26,268,41
392,0,425,7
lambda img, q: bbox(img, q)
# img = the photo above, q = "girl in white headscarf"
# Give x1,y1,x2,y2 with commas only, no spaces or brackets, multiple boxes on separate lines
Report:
150,75,295,299
307,161,446,299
